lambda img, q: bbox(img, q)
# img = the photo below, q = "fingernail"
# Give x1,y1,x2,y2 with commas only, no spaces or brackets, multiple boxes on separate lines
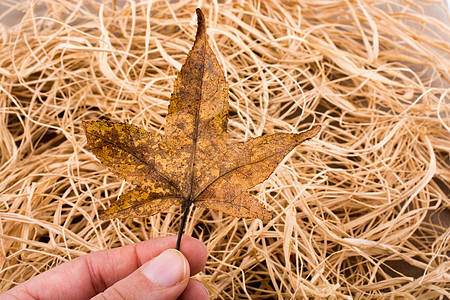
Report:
142,249,188,287
201,282,210,298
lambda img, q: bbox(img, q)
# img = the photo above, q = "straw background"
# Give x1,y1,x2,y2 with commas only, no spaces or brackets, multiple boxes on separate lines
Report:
0,0,449,298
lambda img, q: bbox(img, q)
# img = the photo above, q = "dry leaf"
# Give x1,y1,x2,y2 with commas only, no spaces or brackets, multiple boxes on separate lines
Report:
83,9,320,243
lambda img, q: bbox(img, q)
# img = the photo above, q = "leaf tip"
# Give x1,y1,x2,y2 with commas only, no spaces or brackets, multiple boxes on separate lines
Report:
195,8,206,37
98,209,110,221
99,205,123,220
262,210,273,221
81,119,90,130
82,120,101,134
296,124,321,143
309,124,321,137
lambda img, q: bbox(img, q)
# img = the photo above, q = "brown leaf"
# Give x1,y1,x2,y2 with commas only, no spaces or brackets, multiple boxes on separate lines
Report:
83,8,320,223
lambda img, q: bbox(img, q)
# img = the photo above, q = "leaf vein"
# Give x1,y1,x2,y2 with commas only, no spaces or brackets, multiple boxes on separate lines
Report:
88,131,179,192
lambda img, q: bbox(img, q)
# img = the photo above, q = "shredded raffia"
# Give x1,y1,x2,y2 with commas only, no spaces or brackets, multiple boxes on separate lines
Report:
0,1,449,298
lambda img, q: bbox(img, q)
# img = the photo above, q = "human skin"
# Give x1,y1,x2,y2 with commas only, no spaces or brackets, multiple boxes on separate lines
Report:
2,235,208,300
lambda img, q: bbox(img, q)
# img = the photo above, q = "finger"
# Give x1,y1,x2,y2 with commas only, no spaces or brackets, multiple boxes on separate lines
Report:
92,249,190,300
179,279,209,300
2,235,207,300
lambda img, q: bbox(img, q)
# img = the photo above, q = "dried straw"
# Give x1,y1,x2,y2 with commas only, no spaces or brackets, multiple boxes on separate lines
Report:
0,0,449,298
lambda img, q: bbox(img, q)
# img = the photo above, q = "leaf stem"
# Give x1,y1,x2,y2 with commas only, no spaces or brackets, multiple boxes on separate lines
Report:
175,198,192,250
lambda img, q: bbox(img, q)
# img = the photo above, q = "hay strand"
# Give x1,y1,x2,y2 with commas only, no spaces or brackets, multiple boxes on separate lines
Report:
0,0,449,298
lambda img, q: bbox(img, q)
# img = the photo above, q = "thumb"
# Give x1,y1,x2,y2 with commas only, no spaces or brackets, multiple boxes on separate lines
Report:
93,249,190,300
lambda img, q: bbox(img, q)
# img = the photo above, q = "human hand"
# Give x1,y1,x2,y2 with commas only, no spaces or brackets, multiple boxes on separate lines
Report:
2,236,208,299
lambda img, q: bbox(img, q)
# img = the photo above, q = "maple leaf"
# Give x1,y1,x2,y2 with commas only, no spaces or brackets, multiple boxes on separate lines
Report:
83,8,320,249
